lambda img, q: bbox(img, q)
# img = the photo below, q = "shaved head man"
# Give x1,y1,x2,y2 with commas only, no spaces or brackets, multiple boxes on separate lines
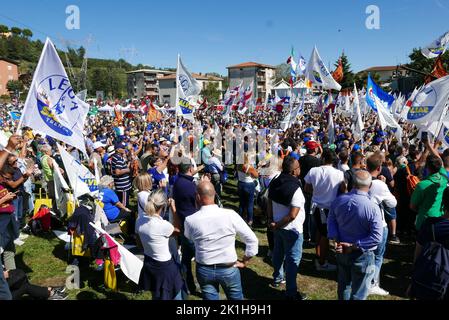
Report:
184,180,258,300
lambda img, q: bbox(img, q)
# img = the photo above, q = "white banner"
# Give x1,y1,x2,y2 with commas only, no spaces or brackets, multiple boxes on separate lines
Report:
57,144,98,198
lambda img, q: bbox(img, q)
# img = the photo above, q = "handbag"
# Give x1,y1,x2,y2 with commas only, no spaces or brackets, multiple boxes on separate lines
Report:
33,188,52,216
71,232,91,257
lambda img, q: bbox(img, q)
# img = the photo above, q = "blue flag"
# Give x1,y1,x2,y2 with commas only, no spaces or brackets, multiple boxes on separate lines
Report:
9,110,21,121
366,73,395,112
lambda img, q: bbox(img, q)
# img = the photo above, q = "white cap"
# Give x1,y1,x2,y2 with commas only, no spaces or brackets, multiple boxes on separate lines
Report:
93,141,106,150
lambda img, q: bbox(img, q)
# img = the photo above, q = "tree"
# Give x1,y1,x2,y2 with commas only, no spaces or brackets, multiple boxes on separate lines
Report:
200,82,221,104
6,80,24,96
0,25,8,34
272,63,291,84
334,52,355,90
406,48,449,85
10,27,22,36
354,71,381,89
21,29,33,38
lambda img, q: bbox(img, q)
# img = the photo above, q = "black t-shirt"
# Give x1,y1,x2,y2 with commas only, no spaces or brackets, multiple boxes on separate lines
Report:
299,154,321,185
417,217,449,249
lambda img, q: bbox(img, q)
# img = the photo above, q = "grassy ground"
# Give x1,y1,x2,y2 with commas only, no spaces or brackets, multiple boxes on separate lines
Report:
15,175,414,300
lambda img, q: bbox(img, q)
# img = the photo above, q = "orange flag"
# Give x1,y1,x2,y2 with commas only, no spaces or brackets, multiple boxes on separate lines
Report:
114,106,123,124
146,101,162,122
425,54,448,84
332,58,344,83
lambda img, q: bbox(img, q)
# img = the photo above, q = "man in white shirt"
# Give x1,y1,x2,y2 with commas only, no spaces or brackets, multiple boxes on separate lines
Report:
366,154,397,296
268,156,307,300
184,181,258,300
305,148,344,272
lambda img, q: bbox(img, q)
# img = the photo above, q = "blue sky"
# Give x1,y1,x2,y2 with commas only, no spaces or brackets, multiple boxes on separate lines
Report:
1,0,449,75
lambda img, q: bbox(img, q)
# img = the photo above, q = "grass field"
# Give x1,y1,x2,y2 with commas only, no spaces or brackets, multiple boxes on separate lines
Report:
15,176,414,300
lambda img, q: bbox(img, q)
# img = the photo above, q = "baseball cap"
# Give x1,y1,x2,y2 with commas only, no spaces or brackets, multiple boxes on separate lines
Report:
92,141,106,150
304,127,314,134
303,137,311,143
305,141,319,150
114,142,127,150
353,144,361,151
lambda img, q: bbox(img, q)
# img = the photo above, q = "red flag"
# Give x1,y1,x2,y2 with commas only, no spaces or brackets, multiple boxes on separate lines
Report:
198,98,208,111
425,54,448,84
332,58,344,83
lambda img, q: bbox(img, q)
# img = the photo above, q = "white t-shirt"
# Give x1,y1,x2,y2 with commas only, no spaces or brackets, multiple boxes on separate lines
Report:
338,162,350,173
136,215,174,262
272,187,306,233
137,191,151,218
304,165,344,209
369,179,397,228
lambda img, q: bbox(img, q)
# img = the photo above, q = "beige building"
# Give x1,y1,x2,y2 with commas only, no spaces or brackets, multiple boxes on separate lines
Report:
126,69,175,100
227,62,276,101
361,66,408,83
0,58,19,96
158,73,223,106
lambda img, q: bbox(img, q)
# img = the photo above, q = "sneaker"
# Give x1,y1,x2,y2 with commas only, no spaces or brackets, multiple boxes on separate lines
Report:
315,260,337,272
368,285,389,296
286,292,308,300
270,279,286,288
53,286,66,294
388,235,400,245
48,292,68,300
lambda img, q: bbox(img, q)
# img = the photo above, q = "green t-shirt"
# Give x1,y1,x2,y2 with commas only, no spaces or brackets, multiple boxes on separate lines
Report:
411,167,448,230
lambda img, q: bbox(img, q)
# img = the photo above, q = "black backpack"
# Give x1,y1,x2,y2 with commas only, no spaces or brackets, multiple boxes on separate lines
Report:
410,223,449,300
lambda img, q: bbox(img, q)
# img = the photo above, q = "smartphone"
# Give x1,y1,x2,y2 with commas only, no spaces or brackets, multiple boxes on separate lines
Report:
421,131,428,142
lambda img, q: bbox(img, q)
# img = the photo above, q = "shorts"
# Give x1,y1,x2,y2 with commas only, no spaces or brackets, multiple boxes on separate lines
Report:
383,206,397,222
313,207,329,237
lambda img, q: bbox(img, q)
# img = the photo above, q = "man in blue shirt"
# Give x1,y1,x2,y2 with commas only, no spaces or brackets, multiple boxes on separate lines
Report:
328,170,383,300
173,159,199,295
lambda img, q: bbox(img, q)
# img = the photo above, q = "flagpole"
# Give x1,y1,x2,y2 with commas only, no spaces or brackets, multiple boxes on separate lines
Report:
175,54,179,140
433,95,449,144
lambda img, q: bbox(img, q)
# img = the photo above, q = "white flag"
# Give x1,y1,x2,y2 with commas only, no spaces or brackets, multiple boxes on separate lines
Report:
421,30,449,59
57,144,99,198
327,110,335,144
305,46,342,91
176,55,201,122
351,84,364,140
406,75,449,125
374,95,403,145
19,38,89,154
90,222,143,284
52,160,72,217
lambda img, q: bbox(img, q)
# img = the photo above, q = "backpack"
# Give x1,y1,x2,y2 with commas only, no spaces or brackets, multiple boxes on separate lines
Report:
410,223,449,300
406,165,420,196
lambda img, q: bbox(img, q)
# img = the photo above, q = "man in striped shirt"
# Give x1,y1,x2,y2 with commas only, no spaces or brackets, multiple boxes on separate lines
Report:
111,142,132,207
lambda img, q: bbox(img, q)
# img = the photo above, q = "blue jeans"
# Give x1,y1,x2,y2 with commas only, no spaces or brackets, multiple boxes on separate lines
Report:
12,196,23,225
0,262,12,300
272,229,303,297
336,250,375,300
238,182,255,223
179,234,196,293
196,264,243,300
372,226,388,286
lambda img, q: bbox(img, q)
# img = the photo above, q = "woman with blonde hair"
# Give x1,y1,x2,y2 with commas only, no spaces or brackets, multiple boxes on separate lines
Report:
236,153,259,226
136,189,184,300
133,172,153,219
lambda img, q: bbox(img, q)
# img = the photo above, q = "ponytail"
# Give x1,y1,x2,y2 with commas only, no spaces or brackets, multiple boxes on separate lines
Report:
144,189,167,216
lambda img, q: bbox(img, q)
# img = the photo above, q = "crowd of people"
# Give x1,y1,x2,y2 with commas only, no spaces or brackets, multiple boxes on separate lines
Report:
1,98,449,301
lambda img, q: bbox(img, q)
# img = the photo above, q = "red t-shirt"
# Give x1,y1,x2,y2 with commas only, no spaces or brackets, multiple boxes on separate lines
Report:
0,184,14,214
